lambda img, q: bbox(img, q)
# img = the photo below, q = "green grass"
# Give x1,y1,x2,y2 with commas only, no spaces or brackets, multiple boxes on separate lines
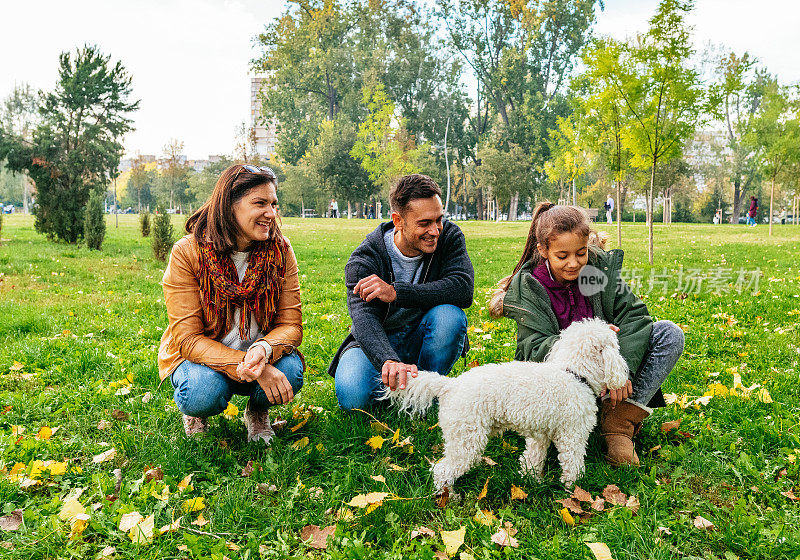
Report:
1,214,799,559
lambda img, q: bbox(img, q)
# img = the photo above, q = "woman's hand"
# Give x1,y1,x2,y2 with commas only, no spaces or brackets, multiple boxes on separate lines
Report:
257,363,294,405
238,345,267,382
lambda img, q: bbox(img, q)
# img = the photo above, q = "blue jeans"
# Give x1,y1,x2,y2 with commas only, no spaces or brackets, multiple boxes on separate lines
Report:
629,320,684,407
334,304,468,410
170,351,304,418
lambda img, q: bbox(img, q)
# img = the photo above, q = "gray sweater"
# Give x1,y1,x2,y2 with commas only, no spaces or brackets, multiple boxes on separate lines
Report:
328,220,474,375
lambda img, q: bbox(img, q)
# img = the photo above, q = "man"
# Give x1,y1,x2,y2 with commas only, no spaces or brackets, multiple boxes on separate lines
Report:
329,174,474,410
605,194,614,224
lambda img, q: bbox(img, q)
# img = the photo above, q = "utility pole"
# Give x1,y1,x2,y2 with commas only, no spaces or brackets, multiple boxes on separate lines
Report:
444,116,451,214
114,174,118,228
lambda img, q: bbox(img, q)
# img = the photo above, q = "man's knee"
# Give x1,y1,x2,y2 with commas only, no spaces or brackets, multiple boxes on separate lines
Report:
422,304,467,343
334,348,379,410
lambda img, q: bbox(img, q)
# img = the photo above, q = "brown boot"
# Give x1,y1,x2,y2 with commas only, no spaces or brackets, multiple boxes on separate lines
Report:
600,400,650,467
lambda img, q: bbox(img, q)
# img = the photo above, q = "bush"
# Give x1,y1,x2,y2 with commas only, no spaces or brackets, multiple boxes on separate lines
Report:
139,212,151,237
84,190,106,250
152,209,174,261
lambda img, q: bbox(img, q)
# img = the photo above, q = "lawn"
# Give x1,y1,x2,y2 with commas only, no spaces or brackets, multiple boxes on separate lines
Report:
1,214,799,560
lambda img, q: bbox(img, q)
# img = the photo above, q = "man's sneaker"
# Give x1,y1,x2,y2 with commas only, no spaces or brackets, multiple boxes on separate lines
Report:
244,402,274,445
182,414,209,436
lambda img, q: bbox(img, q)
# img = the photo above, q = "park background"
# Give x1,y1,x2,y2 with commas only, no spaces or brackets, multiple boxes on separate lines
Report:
1,0,800,559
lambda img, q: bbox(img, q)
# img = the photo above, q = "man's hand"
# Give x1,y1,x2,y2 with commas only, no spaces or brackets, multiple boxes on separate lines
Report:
238,345,267,382
601,379,633,407
382,360,418,391
354,274,397,303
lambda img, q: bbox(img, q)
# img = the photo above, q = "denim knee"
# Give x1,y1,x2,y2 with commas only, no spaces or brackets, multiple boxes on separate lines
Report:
171,361,231,418
421,304,467,347
653,320,685,356
335,348,379,411
274,351,305,395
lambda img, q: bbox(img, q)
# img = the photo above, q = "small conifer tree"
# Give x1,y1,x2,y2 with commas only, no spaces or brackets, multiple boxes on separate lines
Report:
139,211,151,237
152,209,174,261
84,190,106,250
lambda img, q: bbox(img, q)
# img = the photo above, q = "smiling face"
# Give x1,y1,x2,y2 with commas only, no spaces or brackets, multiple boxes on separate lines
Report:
392,195,444,256
537,231,589,285
232,181,278,251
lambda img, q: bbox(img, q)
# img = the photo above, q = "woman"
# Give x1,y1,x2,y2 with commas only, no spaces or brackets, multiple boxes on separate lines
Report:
158,164,304,444
490,202,683,466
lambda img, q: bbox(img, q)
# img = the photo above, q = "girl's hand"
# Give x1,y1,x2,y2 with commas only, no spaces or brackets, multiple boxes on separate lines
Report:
257,363,294,405
601,379,633,406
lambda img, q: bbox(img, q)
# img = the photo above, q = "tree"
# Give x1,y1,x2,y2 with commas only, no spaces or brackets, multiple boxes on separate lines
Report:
708,51,772,222
127,154,149,213
186,157,234,205
351,84,429,196
0,46,139,243
84,189,106,250
140,211,151,237
609,0,704,263
747,81,800,236
544,114,590,207
160,139,189,211
477,142,533,220
152,210,174,261
0,84,39,213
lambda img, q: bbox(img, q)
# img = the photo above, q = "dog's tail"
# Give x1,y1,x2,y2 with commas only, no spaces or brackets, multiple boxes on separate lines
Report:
380,370,452,417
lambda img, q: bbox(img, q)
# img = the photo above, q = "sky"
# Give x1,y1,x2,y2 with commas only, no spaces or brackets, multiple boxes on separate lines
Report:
1,0,798,160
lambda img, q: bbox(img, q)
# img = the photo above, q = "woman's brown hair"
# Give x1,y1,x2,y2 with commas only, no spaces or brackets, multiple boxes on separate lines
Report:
185,164,282,254
489,201,606,316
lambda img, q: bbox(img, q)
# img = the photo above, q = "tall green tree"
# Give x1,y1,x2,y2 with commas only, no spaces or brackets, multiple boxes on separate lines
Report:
1,84,40,213
708,51,772,222
747,81,800,236
477,142,533,219
610,0,704,263
0,46,139,242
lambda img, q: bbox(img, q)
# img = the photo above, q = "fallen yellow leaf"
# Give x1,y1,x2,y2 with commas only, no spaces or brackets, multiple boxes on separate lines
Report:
9,361,24,372
474,509,498,526
59,499,86,523
36,426,53,440
118,511,144,532
177,474,194,492
69,513,90,539
585,542,614,560
477,477,489,501
757,388,773,403
559,508,575,526
92,448,116,464
510,485,527,500
129,514,155,544
371,475,386,483
181,497,206,513
191,513,210,527
222,402,238,419
440,526,466,556
366,435,385,450
158,516,182,534
291,436,310,450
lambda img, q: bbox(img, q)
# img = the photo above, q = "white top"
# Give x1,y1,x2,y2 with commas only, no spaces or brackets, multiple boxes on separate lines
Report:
218,250,272,357
606,196,614,211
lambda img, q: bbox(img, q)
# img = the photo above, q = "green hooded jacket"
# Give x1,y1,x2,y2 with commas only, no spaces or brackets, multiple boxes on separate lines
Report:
502,247,653,377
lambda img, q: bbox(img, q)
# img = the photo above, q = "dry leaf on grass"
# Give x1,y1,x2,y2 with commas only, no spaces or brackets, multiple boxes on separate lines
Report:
482,456,498,466
510,485,527,500
347,492,389,508
625,495,640,514
0,510,23,531
585,542,614,560
436,487,450,509
97,420,111,430
144,467,163,483
129,514,155,544
118,512,144,532
110,410,129,421
291,436,310,450
9,362,24,371
591,497,606,512
473,509,498,526
476,477,489,500
300,524,335,549
177,474,194,492
191,514,210,527
440,526,466,556
411,526,436,538
602,484,627,506
371,475,386,483
660,419,681,433
93,448,116,464
490,526,518,548
693,516,715,530
98,545,116,558
658,526,672,535
181,497,206,513
572,486,593,502
781,490,800,501
158,517,182,534
556,498,585,514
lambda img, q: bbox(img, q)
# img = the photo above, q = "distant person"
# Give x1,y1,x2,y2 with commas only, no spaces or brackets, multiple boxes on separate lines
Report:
330,174,474,410
780,207,787,225
605,194,614,224
330,199,339,219
747,196,758,227
159,164,304,443
713,209,721,224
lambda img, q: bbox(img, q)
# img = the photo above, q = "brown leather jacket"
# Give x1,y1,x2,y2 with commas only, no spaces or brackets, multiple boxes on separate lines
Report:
157,234,303,383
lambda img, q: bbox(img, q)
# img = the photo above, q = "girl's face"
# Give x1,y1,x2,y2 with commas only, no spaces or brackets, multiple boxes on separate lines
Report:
232,182,278,251
538,231,589,285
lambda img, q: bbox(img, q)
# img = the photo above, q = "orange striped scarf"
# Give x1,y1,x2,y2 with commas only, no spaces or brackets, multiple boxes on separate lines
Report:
197,237,287,341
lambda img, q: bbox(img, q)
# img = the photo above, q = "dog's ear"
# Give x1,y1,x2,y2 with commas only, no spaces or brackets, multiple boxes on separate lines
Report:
602,346,629,390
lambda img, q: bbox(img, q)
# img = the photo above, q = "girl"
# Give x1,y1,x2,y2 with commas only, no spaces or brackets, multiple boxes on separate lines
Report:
158,164,304,443
491,202,683,466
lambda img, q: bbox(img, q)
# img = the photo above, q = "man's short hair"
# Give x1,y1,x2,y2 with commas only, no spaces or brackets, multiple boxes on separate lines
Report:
390,174,442,215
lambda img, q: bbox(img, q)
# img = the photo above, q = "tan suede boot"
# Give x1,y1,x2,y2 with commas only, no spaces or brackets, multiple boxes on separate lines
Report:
600,400,650,467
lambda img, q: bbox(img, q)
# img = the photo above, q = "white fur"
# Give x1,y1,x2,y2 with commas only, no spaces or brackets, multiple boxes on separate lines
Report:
382,318,629,489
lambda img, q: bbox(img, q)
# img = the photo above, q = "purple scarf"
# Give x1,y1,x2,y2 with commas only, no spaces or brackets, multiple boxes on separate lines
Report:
531,260,594,330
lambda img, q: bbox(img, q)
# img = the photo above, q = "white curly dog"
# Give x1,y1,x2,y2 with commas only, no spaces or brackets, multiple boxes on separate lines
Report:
382,318,629,490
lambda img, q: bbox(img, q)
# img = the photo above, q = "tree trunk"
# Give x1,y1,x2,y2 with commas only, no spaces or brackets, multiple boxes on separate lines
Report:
477,187,484,221
769,178,775,236
508,192,520,221
23,175,31,214
616,179,622,248
347,200,352,219
572,177,577,206
648,158,656,265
